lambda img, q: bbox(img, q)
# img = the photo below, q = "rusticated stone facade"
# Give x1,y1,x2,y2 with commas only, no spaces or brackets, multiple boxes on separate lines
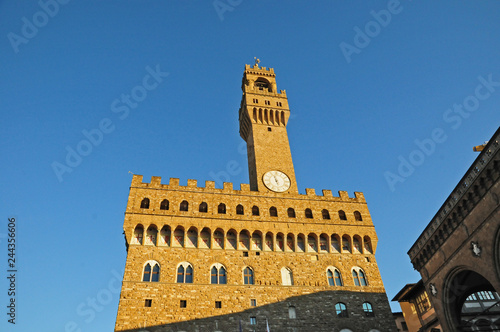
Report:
114,63,397,332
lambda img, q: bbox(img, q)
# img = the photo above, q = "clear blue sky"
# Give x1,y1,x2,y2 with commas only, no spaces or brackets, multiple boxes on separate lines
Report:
1,1,499,331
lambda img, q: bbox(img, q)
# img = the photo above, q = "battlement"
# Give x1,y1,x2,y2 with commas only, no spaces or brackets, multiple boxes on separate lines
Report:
130,174,365,202
244,63,275,76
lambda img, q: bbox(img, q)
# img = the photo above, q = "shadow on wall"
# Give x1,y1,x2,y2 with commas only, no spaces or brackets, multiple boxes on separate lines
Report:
116,290,397,332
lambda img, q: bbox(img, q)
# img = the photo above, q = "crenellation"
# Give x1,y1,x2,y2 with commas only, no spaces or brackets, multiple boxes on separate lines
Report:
338,190,349,200
305,188,316,196
169,178,179,187
187,179,197,188
223,182,233,191
322,189,333,197
151,176,162,187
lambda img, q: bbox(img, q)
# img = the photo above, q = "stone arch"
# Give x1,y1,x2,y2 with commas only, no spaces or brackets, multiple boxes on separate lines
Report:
297,233,305,252
199,227,211,249
276,232,285,252
226,229,237,250
213,228,224,249
252,231,263,251
443,267,498,331
132,224,144,245
286,233,295,252
186,227,198,248
159,225,171,246
307,233,318,253
239,230,250,250
352,235,363,253
264,232,273,251
173,226,185,247
319,233,329,252
145,225,158,246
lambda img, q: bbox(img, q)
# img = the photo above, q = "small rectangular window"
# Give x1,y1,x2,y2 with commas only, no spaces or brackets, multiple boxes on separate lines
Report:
215,301,222,309
251,299,257,306
145,299,152,307
256,251,260,256
243,251,249,257
180,300,187,308
250,317,256,325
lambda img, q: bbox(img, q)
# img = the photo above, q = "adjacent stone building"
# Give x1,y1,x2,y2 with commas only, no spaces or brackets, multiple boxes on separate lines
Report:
114,62,397,332
407,127,500,331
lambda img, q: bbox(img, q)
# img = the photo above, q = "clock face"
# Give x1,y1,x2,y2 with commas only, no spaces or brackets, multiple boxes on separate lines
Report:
263,170,291,192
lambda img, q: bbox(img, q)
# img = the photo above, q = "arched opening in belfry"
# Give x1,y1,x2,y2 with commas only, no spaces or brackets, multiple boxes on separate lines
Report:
255,78,272,92
444,269,500,331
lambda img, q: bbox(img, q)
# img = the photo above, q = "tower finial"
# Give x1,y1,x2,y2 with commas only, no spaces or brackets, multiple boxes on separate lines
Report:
254,57,260,67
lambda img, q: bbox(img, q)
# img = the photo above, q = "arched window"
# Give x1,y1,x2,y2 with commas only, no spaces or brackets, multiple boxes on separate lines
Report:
239,231,250,250
252,232,262,251
265,233,273,251
140,198,150,209
322,209,330,220
335,303,348,318
308,234,317,252
226,230,237,250
173,227,184,247
210,264,227,284
276,233,284,251
327,268,343,286
199,202,208,213
363,302,374,317
200,228,211,248
236,204,244,215
213,229,224,249
331,235,340,252
133,225,144,245
142,261,160,282
305,208,313,219
269,206,278,217
342,236,351,253
281,267,294,286
252,206,259,216
146,226,158,246
364,236,373,254
352,268,368,286
286,234,294,252
354,211,363,221
180,200,189,211
159,226,170,246
338,210,347,220
287,208,296,218
218,203,226,214
319,234,328,252
187,228,198,248
243,267,254,285
160,199,169,210
177,263,193,283
353,236,362,253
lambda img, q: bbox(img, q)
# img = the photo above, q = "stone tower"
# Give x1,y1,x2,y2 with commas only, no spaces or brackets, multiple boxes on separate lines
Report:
114,62,397,332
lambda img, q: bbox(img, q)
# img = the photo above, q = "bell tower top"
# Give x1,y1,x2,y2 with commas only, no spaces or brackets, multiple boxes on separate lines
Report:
238,62,297,193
